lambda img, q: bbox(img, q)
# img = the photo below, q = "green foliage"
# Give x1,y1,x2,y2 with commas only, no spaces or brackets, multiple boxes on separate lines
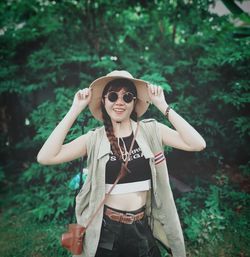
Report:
176,172,250,256
141,73,172,93
0,0,250,256
239,161,250,176
1,0,249,164
184,187,225,244
0,166,5,182
14,161,80,222
0,213,71,257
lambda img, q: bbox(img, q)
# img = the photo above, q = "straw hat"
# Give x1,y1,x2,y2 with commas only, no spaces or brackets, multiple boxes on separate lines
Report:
88,70,150,121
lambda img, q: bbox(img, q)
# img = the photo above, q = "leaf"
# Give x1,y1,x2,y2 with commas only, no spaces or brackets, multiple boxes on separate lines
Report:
140,73,172,93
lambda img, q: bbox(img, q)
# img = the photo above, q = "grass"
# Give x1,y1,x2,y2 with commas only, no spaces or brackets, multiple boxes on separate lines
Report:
2,211,249,257
1,170,249,257
0,210,70,257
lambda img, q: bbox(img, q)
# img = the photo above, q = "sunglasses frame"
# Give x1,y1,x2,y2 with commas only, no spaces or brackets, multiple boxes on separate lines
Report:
104,91,136,103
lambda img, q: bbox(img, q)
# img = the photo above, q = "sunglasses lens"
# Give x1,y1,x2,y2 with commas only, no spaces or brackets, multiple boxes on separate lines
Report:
108,92,118,102
123,92,134,103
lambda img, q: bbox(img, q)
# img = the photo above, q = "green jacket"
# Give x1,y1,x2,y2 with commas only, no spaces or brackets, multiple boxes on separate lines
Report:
74,119,186,257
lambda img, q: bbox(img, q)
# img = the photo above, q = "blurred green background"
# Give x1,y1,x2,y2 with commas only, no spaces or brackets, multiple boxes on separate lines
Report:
0,0,249,256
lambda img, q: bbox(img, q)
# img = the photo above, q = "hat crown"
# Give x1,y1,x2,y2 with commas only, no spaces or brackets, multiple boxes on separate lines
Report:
106,70,133,79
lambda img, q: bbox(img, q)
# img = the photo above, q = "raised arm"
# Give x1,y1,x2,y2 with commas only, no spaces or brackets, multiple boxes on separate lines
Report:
148,84,206,151
37,88,92,165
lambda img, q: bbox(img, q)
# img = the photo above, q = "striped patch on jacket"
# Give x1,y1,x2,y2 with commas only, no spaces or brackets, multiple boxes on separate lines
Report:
154,151,165,165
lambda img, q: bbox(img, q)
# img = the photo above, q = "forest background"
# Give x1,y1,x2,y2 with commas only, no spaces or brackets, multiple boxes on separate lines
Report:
0,0,249,256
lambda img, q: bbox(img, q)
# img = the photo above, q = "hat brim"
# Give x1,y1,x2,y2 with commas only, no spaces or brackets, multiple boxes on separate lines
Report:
88,75,150,121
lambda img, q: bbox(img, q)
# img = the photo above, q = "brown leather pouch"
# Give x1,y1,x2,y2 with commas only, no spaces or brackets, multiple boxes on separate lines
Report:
61,224,86,255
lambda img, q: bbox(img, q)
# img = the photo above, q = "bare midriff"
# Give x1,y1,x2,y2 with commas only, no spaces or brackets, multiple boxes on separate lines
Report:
104,190,148,211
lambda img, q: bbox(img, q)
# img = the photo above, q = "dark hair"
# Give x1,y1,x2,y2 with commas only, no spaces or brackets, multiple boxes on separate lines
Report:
101,79,138,159
102,79,137,97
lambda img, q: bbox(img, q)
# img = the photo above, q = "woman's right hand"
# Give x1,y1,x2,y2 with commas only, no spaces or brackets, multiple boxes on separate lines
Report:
71,88,92,115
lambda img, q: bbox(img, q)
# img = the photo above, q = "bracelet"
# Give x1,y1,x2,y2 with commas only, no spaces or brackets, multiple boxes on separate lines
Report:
164,106,171,119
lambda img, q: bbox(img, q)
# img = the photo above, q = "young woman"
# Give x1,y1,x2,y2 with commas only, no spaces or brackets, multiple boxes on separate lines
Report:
37,70,206,257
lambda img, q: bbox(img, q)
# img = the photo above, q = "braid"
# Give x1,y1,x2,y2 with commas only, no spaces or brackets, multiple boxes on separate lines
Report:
130,110,138,122
101,105,122,159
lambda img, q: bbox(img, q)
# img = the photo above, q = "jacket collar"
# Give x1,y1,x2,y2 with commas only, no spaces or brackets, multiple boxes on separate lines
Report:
98,119,154,159
131,120,154,159
98,128,111,159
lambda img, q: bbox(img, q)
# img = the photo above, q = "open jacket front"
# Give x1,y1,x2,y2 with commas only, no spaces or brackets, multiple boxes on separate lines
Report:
74,119,186,257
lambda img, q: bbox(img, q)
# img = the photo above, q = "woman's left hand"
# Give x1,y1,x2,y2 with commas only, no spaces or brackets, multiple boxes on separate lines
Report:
147,83,168,111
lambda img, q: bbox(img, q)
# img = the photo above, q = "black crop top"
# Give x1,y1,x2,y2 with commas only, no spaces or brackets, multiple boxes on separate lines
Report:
105,133,152,185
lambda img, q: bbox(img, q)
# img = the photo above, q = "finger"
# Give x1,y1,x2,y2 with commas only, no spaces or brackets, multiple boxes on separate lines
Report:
87,88,92,98
80,90,85,99
150,84,157,94
78,89,89,100
153,85,159,95
148,84,153,94
156,86,159,95
84,88,89,95
157,86,162,95
82,89,88,98
84,88,92,100
77,90,82,100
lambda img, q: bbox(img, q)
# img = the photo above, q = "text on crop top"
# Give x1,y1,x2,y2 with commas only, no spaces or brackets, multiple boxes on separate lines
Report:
105,133,152,194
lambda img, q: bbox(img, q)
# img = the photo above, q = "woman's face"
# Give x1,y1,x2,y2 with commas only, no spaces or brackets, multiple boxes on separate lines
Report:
103,88,135,123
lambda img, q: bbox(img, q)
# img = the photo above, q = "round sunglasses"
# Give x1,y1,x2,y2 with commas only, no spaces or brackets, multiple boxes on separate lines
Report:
104,91,136,103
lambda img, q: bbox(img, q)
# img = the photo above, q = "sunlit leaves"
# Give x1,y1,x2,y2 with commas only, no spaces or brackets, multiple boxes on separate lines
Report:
233,116,250,137
141,73,172,93
211,81,250,109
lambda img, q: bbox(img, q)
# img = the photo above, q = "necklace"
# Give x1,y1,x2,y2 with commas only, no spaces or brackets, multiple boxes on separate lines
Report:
117,137,129,162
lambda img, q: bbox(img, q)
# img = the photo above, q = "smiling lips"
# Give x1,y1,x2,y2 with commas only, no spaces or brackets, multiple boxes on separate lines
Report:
113,108,126,114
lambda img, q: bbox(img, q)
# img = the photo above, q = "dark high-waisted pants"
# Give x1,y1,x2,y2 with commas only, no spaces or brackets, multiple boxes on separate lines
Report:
95,205,162,257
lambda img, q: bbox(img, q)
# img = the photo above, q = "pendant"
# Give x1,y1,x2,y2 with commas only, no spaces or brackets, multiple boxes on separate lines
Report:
122,152,128,162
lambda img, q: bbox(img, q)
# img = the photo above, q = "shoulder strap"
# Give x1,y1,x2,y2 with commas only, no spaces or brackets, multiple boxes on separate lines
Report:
85,121,140,229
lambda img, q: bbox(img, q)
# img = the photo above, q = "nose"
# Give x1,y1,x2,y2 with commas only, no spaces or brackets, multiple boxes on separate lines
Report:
115,95,125,104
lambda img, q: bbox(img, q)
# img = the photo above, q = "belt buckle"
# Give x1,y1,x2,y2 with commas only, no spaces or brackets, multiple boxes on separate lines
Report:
125,213,135,224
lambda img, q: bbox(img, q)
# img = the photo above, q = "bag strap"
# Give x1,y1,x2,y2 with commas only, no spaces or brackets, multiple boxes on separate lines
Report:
85,121,140,229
